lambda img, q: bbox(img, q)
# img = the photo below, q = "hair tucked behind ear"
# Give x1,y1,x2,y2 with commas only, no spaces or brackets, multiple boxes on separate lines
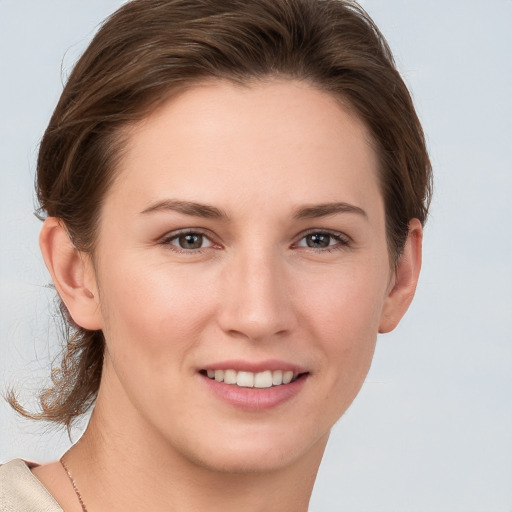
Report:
8,0,431,428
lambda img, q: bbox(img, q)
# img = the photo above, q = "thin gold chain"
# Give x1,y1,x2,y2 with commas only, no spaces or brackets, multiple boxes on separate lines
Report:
60,455,88,512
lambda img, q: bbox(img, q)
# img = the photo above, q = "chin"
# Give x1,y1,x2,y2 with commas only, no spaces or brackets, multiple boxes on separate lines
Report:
171,425,330,475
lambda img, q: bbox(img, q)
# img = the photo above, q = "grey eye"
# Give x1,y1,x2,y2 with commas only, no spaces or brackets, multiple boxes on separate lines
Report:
175,233,204,249
304,233,333,248
296,231,349,250
163,230,215,252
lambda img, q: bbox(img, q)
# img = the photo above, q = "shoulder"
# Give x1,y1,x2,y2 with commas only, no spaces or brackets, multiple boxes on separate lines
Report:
0,459,63,512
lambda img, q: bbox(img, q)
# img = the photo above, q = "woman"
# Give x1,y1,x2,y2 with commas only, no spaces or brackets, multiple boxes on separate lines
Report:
0,0,431,510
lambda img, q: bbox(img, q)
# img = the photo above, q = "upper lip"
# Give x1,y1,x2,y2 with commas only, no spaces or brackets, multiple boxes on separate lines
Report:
200,359,308,374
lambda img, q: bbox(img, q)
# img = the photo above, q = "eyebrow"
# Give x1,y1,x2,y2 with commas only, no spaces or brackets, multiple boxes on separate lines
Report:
141,199,367,221
294,202,368,220
141,199,229,220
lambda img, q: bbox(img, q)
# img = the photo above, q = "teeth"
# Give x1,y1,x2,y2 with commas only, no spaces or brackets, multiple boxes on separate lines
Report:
224,369,237,385
237,371,254,387
283,370,294,384
272,370,283,385
254,370,272,388
205,369,299,387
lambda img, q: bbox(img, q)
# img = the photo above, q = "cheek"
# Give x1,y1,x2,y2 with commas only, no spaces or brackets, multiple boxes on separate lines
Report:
299,260,388,386
97,258,217,366
303,260,388,338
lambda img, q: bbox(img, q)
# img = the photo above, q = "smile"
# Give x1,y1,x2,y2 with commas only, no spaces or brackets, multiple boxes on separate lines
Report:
203,369,300,388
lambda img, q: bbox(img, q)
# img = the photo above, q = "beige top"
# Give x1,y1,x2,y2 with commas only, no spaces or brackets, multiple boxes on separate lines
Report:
0,459,63,512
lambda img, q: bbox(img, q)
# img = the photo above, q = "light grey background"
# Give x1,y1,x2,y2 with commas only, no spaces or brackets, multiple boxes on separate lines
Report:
1,1,511,511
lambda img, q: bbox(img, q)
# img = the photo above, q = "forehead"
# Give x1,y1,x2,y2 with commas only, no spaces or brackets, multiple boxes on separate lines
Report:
107,79,382,220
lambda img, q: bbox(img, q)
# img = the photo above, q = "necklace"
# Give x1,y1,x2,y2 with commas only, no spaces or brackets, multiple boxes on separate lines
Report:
60,455,88,512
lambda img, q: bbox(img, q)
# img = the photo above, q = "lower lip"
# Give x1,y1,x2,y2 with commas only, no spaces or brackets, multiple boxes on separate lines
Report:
200,374,308,411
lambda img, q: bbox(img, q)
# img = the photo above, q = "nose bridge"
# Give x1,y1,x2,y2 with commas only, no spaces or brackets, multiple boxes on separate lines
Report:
219,244,295,341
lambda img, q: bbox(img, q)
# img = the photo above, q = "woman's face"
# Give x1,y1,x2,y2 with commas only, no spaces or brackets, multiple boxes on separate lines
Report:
89,80,395,472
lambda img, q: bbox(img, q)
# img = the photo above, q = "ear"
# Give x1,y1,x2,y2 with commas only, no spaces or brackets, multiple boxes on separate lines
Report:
379,218,423,333
39,217,103,331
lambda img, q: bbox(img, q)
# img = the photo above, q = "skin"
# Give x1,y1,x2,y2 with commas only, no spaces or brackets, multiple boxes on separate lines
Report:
34,79,422,512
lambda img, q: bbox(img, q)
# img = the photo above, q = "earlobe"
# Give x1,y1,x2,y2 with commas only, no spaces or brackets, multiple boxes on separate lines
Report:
378,219,423,334
39,217,102,331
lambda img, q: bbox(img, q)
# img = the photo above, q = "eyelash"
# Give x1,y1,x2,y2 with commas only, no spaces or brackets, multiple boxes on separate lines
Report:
159,229,351,254
293,229,351,253
160,229,216,254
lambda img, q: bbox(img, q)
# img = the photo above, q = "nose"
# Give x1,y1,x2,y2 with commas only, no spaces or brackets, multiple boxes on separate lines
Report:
217,248,297,342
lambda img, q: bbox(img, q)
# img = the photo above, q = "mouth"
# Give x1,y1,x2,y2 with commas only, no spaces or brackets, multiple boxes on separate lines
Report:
200,369,308,388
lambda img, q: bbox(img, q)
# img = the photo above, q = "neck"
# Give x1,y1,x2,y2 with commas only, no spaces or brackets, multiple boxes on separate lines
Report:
65,378,328,512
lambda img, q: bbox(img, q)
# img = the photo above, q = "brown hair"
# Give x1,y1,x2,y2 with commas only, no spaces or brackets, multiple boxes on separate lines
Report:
8,0,432,428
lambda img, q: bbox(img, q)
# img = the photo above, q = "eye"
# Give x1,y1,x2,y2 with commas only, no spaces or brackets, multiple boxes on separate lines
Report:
295,231,349,250
162,230,214,251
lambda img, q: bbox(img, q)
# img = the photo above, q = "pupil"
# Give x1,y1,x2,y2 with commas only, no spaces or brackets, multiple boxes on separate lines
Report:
307,233,330,248
179,233,202,249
